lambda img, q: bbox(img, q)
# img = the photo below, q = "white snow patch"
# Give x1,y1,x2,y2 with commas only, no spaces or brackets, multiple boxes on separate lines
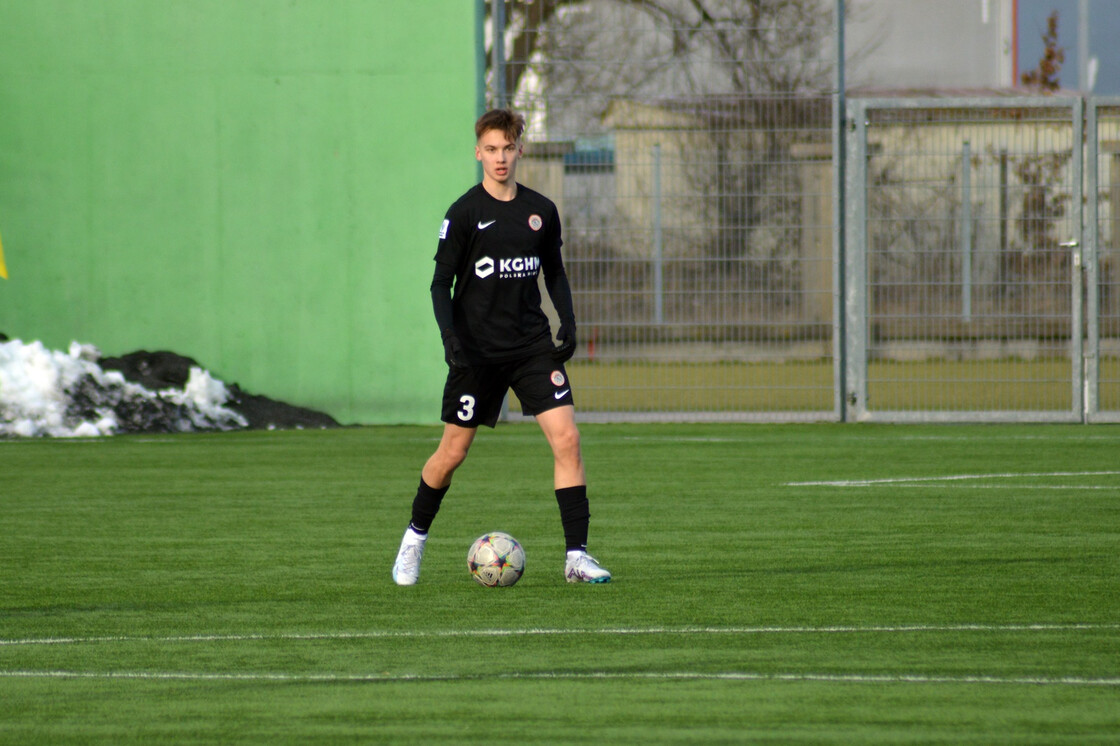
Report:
0,338,247,438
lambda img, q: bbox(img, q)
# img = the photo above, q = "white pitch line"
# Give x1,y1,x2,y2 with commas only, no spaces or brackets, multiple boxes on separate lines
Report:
2,623,1116,647
885,485,1117,490
785,470,1120,487
0,669,1117,687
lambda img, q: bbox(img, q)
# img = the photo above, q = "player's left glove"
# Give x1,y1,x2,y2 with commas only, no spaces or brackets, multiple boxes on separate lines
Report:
553,321,576,364
441,329,469,369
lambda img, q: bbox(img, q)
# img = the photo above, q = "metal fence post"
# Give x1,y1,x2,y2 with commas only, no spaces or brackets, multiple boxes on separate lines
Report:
844,98,868,420
961,140,973,322
1085,98,1100,420
1070,97,1086,421
492,0,506,109
833,0,848,421
652,143,664,325
475,0,487,117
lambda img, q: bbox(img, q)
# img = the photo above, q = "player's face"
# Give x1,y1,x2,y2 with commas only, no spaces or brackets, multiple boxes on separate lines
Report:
475,129,521,186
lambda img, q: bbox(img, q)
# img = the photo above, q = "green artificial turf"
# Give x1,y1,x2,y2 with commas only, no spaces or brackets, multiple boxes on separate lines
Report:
1,424,1118,743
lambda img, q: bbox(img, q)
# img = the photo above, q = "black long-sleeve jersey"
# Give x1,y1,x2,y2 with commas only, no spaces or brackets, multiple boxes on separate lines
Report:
431,183,574,363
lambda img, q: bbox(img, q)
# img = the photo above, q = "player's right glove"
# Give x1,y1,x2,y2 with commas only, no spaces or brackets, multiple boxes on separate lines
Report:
553,321,577,364
441,329,468,369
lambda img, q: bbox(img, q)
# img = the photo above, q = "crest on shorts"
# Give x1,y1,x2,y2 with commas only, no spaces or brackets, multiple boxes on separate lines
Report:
528,214,543,231
550,370,566,386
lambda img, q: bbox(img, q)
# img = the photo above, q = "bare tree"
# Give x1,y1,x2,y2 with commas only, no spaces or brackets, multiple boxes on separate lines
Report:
484,1,839,321
486,1,837,108
1020,11,1064,92
1011,10,1071,287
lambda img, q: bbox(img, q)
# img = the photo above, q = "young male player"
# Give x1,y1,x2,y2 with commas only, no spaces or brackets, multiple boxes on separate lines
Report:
391,108,611,586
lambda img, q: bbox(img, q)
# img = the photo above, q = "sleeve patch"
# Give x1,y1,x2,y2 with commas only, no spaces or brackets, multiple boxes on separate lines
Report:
439,219,450,240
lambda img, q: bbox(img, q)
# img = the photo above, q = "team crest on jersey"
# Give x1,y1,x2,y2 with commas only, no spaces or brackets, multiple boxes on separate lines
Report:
528,214,543,231
551,370,566,386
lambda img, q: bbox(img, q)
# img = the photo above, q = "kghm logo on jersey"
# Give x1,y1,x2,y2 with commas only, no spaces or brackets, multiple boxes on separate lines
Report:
474,255,540,279
498,256,540,279
499,256,540,278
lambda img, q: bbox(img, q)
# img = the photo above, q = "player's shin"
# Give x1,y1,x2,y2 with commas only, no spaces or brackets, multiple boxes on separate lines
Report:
409,478,449,534
554,485,590,552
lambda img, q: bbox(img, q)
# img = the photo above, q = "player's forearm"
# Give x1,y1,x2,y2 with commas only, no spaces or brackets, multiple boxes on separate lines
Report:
544,268,576,327
430,268,455,333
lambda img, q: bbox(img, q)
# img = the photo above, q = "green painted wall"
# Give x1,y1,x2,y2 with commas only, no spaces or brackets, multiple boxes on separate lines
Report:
0,1,477,423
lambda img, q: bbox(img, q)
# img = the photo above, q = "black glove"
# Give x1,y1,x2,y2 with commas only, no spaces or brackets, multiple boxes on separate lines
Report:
553,322,576,364
441,329,468,369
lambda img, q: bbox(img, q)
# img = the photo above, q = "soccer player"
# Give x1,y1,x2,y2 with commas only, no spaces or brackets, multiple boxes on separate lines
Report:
391,108,611,586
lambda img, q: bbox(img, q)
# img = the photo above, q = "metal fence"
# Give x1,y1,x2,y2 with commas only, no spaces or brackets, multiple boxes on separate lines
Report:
485,1,1119,423
1088,100,1120,422
846,97,1120,422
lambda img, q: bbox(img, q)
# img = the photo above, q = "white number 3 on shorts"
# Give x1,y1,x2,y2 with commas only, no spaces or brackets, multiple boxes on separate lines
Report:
457,394,476,422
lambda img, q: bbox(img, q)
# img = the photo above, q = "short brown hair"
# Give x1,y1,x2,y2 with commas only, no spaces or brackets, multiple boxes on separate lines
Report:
475,108,525,143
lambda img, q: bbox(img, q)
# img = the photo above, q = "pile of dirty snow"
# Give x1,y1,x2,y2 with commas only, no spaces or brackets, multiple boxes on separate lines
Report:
0,338,338,437
0,339,246,437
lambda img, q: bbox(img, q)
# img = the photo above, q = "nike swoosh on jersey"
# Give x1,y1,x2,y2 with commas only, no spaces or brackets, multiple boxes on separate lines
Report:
554,389,570,399
477,220,496,230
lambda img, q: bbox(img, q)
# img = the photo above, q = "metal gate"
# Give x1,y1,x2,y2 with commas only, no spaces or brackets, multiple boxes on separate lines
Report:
1087,99,1120,422
844,97,1120,422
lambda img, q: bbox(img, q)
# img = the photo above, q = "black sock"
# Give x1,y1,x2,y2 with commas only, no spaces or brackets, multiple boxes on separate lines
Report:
555,485,590,552
409,478,449,534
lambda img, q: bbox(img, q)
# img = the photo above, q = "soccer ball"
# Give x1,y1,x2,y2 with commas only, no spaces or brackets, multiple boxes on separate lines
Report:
467,532,526,587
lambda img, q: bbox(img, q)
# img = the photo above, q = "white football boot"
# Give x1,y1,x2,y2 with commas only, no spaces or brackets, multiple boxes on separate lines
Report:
391,528,427,586
564,550,612,583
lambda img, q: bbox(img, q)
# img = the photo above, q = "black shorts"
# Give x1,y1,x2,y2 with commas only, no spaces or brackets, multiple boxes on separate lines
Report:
441,353,574,428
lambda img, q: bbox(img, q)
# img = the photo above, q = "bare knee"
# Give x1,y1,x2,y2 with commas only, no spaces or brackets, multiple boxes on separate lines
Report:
425,444,466,484
440,441,471,471
551,426,582,466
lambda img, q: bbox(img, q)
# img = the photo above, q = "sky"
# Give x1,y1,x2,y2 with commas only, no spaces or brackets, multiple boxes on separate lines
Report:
1019,0,1120,93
